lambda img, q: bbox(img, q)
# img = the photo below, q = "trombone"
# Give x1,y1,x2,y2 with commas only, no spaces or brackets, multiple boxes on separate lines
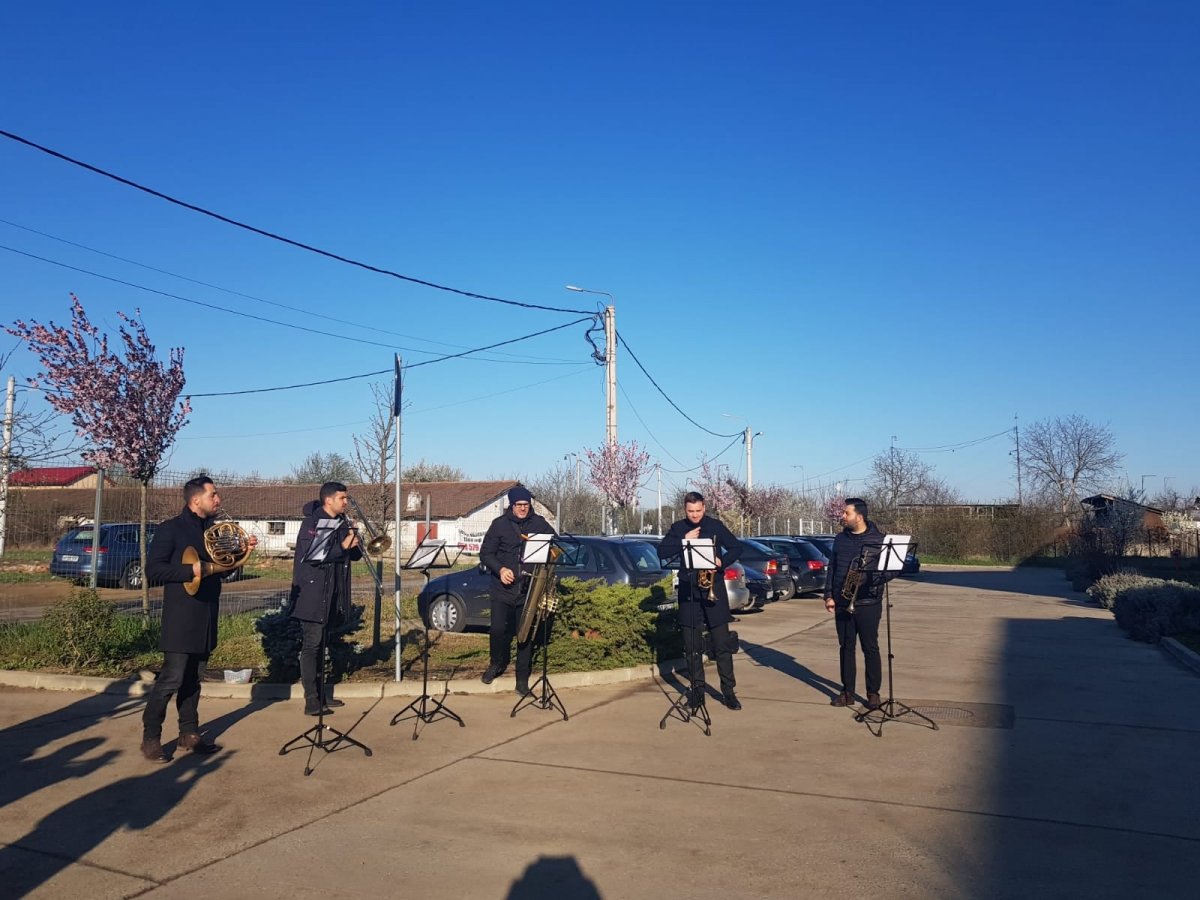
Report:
347,495,392,591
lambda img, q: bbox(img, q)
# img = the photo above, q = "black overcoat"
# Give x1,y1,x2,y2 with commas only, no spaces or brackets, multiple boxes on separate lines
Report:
658,515,744,629
479,508,555,605
289,501,362,625
146,507,222,654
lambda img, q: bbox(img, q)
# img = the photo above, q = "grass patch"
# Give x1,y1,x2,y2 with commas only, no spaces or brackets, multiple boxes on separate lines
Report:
0,571,57,584
922,554,1013,566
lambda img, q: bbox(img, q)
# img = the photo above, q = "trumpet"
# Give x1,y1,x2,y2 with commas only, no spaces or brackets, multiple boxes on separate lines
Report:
347,495,392,557
841,555,865,613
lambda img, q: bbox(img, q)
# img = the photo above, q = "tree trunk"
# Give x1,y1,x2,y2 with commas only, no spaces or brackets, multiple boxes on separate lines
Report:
140,481,149,617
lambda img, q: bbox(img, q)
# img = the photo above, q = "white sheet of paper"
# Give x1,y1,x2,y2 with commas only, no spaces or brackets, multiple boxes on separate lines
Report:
878,535,912,571
406,540,446,570
682,538,716,570
521,533,555,564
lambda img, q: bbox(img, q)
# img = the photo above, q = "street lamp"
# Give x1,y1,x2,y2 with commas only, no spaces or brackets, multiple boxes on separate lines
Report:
1140,474,1157,495
566,285,616,449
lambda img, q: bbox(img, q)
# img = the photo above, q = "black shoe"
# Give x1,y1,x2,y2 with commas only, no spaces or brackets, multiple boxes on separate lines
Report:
722,691,742,711
324,697,346,708
481,664,503,685
140,737,169,763
177,732,220,754
304,700,333,716
515,678,531,697
830,691,854,708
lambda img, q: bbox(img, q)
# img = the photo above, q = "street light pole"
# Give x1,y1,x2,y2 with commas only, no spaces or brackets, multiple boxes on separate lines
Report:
1140,474,1157,495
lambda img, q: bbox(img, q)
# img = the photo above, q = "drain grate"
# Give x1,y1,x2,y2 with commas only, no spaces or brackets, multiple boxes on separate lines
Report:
903,700,1015,729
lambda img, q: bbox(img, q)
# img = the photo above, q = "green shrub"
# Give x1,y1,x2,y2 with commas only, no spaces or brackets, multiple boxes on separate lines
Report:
1087,570,1159,610
542,576,681,672
254,602,375,683
1111,578,1200,643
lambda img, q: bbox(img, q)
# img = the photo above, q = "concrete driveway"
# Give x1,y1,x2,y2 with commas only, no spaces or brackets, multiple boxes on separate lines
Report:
1,565,1198,899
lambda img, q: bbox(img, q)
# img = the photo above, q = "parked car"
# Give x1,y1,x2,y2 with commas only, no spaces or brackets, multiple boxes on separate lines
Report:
50,522,157,589
754,536,829,596
622,534,753,612
797,533,920,575
737,539,794,600
418,535,670,632
741,563,774,608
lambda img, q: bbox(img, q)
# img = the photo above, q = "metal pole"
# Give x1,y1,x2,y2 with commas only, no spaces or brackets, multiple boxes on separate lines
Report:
745,427,753,492
393,355,403,682
89,467,104,590
656,462,662,534
0,377,14,557
605,305,617,447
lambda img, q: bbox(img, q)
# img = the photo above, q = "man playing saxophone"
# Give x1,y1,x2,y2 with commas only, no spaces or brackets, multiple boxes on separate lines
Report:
141,475,256,762
658,492,744,712
824,498,893,710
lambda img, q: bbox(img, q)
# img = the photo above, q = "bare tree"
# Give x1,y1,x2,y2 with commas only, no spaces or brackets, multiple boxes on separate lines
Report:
526,460,601,533
866,449,947,509
403,459,465,482
350,382,397,523
287,451,359,485
1021,415,1123,522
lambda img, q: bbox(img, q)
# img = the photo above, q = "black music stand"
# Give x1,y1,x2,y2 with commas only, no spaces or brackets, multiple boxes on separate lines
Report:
390,540,465,739
853,536,938,737
658,538,716,736
511,534,571,721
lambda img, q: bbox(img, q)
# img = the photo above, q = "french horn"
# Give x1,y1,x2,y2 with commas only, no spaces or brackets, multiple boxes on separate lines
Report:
182,512,254,596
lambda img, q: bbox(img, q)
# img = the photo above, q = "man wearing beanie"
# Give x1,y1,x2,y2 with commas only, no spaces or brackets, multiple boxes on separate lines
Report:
478,484,556,695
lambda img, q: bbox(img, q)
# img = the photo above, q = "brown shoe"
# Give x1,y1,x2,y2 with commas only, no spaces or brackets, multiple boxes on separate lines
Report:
177,732,220,755
140,738,169,763
866,692,882,710
830,691,855,708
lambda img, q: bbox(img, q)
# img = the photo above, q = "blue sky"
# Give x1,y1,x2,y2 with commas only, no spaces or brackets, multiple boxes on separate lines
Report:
1,1,1197,504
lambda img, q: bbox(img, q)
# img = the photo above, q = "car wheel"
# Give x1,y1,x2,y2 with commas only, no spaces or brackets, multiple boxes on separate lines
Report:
120,561,143,590
427,595,466,633
776,582,796,601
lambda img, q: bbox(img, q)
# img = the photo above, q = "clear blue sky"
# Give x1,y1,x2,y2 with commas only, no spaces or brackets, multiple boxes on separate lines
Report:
2,1,1197,504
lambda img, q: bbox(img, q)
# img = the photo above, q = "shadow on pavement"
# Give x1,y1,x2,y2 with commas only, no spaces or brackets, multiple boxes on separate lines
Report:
918,567,1085,601
739,639,842,702
506,854,602,899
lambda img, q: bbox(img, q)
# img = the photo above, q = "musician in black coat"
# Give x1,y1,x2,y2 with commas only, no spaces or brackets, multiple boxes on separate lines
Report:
658,491,745,711
141,475,255,762
289,481,362,716
823,497,895,710
478,485,555,695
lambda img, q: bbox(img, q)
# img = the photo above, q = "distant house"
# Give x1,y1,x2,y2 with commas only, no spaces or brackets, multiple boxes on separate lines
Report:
9,466,113,490
1079,495,1165,531
895,503,1021,519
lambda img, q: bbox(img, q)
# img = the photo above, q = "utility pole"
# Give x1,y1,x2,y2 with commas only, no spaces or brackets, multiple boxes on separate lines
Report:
605,305,617,448
1014,414,1022,507
744,427,762,492
656,462,662,534
0,377,14,557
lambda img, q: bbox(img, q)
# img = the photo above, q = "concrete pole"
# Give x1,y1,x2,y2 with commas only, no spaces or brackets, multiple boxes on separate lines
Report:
605,305,617,448
0,377,14,557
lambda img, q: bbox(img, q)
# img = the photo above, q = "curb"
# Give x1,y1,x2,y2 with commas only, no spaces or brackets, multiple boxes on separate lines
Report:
1162,637,1200,676
0,659,683,700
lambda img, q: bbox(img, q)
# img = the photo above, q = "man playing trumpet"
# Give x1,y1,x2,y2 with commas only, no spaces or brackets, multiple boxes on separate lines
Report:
658,492,744,711
824,498,892,710
141,475,256,762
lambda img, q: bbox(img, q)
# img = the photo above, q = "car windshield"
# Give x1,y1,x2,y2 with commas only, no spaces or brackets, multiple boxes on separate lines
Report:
616,541,663,573
62,528,98,544
781,539,824,560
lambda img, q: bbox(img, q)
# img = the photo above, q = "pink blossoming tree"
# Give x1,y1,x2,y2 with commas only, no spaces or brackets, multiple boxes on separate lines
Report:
584,440,650,533
8,295,190,612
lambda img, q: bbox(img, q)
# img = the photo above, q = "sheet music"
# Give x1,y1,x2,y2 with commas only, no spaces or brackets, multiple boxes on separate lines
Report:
681,538,716,570
878,534,912,572
521,534,555,565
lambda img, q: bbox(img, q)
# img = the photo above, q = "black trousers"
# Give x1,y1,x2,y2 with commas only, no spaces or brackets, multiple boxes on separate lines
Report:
835,602,883,695
683,621,736,695
489,599,533,680
142,651,207,740
299,620,330,701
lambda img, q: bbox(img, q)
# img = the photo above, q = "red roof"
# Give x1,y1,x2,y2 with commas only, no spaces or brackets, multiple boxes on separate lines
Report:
9,466,97,487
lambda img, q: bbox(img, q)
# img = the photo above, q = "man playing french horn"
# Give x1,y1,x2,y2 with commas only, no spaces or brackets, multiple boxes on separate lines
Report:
141,475,256,762
658,491,744,712
824,498,893,710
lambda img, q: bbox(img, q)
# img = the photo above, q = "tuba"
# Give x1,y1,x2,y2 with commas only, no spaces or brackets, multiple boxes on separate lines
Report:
182,512,254,596
516,540,561,643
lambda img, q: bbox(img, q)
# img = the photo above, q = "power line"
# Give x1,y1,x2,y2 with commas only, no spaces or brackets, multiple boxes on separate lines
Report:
0,217,583,365
896,428,1011,453
616,379,686,466
189,316,594,397
658,434,743,474
615,331,742,439
1,128,594,315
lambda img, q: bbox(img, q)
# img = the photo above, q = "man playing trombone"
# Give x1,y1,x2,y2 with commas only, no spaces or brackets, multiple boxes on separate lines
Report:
290,481,362,716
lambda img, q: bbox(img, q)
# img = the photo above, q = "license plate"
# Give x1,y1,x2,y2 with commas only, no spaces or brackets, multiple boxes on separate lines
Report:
62,555,79,562
765,589,774,599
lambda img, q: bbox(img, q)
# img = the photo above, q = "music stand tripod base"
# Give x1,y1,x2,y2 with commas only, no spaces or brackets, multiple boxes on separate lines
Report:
658,561,715,737
279,721,373,776
391,540,465,740
510,630,568,721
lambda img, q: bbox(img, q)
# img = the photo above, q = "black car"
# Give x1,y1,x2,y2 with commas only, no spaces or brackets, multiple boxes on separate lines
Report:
418,536,668,632
50,522,157,589
737,539,794,601
741,563,774,608
754,536,829,596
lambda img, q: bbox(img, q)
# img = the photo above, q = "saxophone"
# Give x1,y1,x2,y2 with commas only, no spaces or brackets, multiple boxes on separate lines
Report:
841,555,865,613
